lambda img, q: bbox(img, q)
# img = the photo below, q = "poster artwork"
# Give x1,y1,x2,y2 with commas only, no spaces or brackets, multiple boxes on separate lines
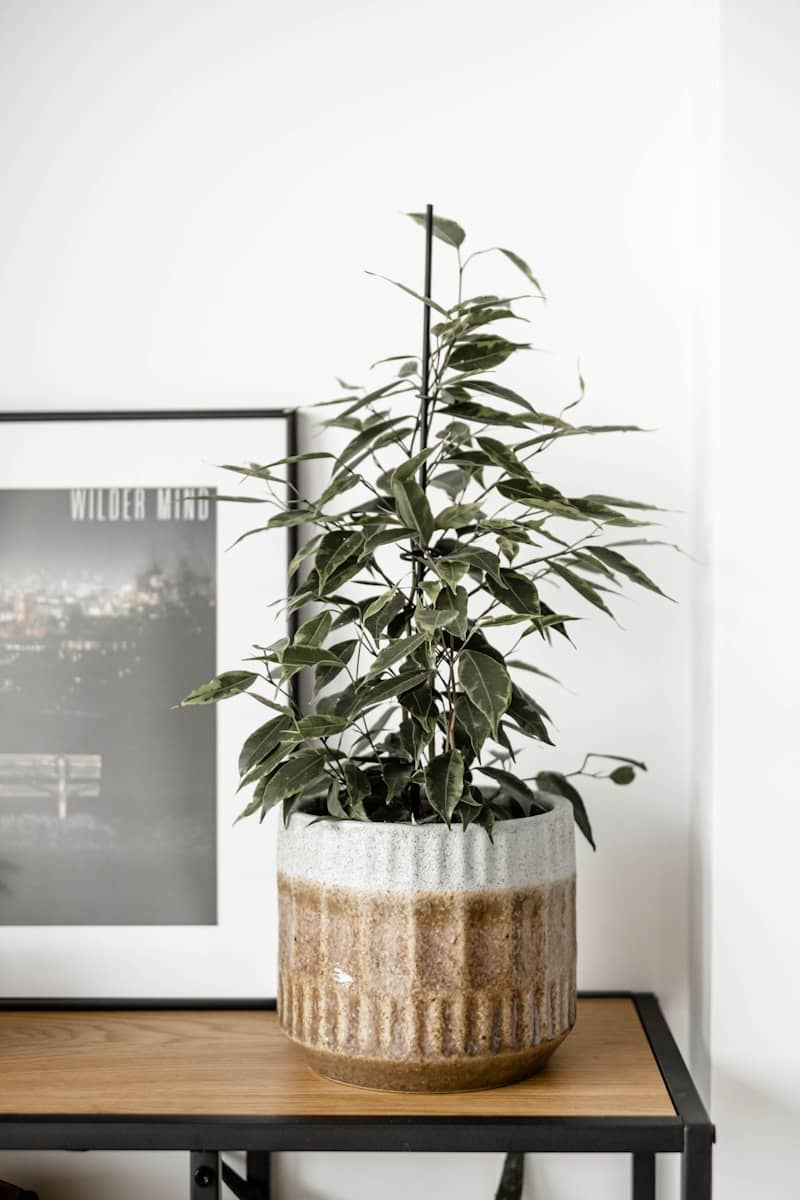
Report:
0,487,217,926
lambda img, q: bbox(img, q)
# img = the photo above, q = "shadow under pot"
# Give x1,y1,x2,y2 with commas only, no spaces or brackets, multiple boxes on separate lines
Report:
277,794,577,1092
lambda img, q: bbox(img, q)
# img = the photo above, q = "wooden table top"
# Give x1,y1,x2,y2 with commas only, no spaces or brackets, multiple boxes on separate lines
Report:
0,997,674,1119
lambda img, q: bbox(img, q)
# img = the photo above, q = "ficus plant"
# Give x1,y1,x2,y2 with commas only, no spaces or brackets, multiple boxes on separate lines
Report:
179,209,672,851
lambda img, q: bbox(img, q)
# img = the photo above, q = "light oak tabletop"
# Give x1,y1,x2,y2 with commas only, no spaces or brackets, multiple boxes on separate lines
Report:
0,997,674,1119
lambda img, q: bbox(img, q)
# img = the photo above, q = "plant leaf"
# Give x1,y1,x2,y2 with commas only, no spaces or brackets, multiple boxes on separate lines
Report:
317,532,366,591
288,534,322,580
261,749,327,809
316,471,362,508
392,475,435,545
295,714,349,739
440,400,540,430
476,436,532,478
179,671,258,706
507,660,563,686
454,695,491,758
393,445,437,485
238,714,295,776
443,544,505,585
461,378,538,412
584,493,667,511
343,761,371,806
476,766,548,816
536,770,595,850
406,211,466,248
335,415,411,472
548,561,616,617
235,786,270,825
364,587,400,620
486,568,540,616
326,780,347,818
294,611,333,647
506,683,553,744
585,752,648,771
314,639,357,691
430,467,472,501
431,557,469,592
424,749,465,825
365,270,449,316
351,668,431,716
367,632,429,677
497,248,544,295
237,744,291,793
496,478,584,519
589,547,671,599
458,651,512,738
435,502,483,530
448,335,530,374
282,645,345,669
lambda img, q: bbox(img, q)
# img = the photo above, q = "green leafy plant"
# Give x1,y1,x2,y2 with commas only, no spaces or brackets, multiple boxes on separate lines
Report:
179,210,673,849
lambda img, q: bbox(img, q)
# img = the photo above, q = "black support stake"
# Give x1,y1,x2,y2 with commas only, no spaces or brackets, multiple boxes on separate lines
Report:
286,405,301,653
419,202,434,490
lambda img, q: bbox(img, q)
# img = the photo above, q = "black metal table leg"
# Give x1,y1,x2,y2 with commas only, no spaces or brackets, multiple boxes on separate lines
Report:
633,996,714,1198
190,1151,220,1200
681,1129,713,1200
221,1155,271,1200
247,1152,271,1198
632,1152,655,1199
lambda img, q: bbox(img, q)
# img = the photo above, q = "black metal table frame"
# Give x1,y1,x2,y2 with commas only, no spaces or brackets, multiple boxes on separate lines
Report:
0,992,713,1199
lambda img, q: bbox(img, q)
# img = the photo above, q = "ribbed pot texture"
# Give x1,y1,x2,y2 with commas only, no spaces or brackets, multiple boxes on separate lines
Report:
277,795,577,1092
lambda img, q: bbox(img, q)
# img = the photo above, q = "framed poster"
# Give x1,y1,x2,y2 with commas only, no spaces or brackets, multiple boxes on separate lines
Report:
0,408,297,997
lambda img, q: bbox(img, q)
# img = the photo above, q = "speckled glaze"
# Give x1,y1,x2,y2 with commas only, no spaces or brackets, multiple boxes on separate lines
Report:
277,795,577,1092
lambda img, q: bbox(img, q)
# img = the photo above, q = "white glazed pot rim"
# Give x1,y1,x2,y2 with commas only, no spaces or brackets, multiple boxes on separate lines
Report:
284,789,569,835
278,792,576,894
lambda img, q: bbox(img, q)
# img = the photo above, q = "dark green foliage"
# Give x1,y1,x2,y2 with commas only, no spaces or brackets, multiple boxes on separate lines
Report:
179,213,672,841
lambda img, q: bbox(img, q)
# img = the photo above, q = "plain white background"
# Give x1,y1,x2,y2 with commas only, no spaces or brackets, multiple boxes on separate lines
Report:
712,0,800,1196
0,1,796,1197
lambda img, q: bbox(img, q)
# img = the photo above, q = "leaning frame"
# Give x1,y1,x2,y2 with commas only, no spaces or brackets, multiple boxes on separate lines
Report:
0,405,299,996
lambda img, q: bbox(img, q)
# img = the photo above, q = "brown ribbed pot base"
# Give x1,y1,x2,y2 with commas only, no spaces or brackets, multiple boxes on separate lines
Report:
278,872,576,1093
298,1028,569,1092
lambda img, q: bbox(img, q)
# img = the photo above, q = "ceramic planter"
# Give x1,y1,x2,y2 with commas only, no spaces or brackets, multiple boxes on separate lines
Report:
277,795,576,1092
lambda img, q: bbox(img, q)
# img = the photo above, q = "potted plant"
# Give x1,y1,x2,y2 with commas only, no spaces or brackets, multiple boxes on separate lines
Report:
179,207,668,1094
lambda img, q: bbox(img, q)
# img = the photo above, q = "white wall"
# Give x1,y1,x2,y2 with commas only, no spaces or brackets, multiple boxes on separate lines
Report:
711,1,800,1196
0,2,711,1197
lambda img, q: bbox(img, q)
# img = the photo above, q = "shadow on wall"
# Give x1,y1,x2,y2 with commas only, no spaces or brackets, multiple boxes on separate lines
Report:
0,1155,187,1200
710,1067,799,1193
